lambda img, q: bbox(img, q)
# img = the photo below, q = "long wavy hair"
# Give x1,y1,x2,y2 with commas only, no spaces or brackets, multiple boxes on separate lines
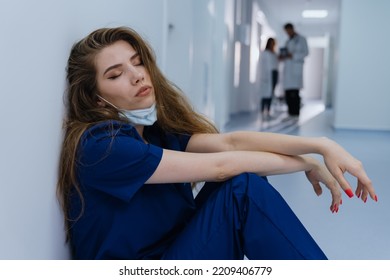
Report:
57,26,218,238
265,38,276,52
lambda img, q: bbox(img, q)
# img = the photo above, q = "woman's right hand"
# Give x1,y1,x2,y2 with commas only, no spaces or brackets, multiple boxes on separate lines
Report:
304,157,342,213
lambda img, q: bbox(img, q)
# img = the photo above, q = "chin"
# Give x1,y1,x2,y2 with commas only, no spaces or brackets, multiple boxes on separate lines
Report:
139,97,155,110
147,94,156,105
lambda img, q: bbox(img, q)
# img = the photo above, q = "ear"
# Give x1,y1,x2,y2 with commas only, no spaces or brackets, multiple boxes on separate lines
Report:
96,94,106,107
97,99,105,107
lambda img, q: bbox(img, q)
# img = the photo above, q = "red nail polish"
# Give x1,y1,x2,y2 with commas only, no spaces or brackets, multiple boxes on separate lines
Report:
357,192,361,199
340,199,343,205
364,197,367,203
345,189,354,198
375,195,378,202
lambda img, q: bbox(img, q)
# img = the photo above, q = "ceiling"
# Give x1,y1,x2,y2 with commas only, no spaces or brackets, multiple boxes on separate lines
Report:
258,0,341,39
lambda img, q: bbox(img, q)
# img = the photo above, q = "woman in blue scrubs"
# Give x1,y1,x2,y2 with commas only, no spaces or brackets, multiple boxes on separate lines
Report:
57,27,377,260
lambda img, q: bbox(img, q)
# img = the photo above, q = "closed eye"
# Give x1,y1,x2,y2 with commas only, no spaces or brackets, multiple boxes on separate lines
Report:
108,72,122,80
132,55,143,66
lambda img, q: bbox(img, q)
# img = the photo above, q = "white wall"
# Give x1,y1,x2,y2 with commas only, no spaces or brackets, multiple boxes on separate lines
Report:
0,0,166,259
334,0,390,130
302,36,331,102
163,0,234,129
0,0,237,259
228,0,276,115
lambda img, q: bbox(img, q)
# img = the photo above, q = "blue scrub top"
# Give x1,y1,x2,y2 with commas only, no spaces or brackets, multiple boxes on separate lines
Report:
69,121,196,259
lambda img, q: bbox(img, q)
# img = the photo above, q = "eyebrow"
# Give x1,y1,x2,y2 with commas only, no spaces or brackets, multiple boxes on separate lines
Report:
103,52,140,76
103,64,121,76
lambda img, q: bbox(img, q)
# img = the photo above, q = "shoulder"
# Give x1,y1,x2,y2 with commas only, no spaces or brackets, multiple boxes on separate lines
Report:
77,120,163,167
297,34,307,42
82,120,137,141
145,123,192,151
261,50,271,60
79,120,141,152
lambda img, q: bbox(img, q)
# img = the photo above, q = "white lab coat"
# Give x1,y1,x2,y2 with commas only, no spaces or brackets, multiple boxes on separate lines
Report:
282,34,309,90
259,50,278,98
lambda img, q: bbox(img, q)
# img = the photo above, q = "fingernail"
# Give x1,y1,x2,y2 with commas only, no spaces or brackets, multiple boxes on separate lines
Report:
345,189,354,198
364,197,367,203
375,195,378,202
340,199,343,205
357,192,361,198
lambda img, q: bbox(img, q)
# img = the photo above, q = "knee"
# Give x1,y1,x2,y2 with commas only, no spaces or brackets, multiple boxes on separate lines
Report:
204,173,278,206
227,173,271,194
231,172,267,183
227,173,284,203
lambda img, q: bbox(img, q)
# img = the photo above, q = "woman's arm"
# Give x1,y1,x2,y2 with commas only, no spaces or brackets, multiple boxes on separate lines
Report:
187,132,377,202
146,149,342,211
187,131,324,155
146,149,316,184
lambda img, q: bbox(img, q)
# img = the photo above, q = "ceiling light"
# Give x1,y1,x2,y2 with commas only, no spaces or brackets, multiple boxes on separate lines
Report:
302,10,328,18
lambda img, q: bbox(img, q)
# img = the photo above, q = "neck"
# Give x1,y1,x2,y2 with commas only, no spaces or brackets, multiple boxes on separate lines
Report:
135,126,144,138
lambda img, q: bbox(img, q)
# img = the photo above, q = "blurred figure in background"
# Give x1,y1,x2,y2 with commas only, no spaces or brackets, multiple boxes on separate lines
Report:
279,23,308,117
259,38,279,120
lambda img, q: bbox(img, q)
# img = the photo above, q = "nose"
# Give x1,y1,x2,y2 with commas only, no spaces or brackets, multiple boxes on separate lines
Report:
127,65,144,85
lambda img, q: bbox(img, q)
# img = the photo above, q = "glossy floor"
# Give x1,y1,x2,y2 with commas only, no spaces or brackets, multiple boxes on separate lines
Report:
223,100,390,260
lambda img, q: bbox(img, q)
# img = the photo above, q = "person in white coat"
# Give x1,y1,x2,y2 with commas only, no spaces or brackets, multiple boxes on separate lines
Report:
279,23,309,117
259,38,279,119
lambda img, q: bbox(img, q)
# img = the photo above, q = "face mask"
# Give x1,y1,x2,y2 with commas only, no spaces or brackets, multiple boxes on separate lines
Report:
97,95,157,126
121,104,157,126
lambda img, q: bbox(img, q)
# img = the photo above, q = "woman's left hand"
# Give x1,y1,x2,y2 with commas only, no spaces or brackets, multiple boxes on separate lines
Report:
320,138,377,204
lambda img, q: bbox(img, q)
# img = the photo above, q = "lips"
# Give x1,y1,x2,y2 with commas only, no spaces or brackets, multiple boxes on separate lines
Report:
136,85,151,97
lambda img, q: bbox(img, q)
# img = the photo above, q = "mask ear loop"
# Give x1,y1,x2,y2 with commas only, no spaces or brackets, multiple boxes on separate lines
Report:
97,95,119,110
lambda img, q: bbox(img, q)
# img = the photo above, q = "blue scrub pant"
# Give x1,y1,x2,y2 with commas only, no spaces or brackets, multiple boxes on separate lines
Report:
162,173,327,260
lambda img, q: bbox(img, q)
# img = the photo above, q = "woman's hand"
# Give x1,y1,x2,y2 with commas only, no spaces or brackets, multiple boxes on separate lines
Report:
304,157,342,213
320,138,377,203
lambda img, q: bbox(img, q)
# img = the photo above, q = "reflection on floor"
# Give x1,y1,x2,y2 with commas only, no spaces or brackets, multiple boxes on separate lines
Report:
223,99,390,260
223,99,325,133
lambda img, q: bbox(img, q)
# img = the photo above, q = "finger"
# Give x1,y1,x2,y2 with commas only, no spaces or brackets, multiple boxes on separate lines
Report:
357,180,377,203
312,182,322,196
361,189,368,203
330,196,342,213
358,178,377,201
345,160,369,185
332,168,354,198
327,181,342,213
355,181,363,199
346,161,377,200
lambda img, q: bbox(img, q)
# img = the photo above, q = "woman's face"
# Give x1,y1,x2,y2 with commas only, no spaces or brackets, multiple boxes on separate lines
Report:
95,40,155,110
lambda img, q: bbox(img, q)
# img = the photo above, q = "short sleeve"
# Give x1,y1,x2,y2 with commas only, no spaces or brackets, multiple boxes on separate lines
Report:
77,122,163,202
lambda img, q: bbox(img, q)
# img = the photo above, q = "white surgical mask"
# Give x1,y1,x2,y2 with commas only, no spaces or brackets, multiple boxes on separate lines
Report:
97,95,157,126
121,104,157,126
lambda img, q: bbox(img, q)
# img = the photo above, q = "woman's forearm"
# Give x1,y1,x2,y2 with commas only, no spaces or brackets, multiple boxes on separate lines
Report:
146,149,317,184
217,152,316,180
187,131,330,156
227,131,328,156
